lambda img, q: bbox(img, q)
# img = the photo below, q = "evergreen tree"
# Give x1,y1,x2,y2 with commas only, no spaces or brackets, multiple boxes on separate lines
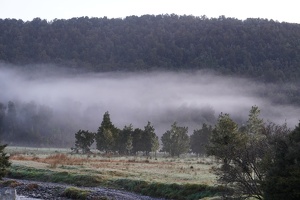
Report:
143,122,159,156
190,123,212,156
246,105,264,135
95,111,119,153
207,113,244,164
117,125,133,155
161,122,190,157
74,130,94,154
132,128,144,154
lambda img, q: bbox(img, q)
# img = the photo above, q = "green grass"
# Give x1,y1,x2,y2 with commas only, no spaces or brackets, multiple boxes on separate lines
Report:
112,179,230,200
7,165,231,200
7,165,105,187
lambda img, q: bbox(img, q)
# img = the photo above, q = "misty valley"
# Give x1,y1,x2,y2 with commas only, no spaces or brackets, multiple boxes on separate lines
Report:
1,15,300,199
0,66,300,199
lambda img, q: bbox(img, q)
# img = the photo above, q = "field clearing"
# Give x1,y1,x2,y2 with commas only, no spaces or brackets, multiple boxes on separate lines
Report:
6,146,217,186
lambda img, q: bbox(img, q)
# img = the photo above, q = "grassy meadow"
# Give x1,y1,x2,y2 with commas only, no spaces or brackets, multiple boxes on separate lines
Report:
4,147,228,199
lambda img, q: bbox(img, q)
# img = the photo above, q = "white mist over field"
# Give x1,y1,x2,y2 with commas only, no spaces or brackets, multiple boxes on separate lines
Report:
0,65,299,136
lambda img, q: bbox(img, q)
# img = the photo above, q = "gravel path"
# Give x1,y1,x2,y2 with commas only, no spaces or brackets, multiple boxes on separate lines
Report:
4,178,166,200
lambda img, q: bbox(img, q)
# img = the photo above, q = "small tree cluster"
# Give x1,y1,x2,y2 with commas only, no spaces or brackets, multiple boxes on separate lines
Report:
94,112,159,155
75,111,213,157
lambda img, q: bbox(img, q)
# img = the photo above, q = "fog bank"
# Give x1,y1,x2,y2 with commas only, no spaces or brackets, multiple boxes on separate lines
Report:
1,65,299,138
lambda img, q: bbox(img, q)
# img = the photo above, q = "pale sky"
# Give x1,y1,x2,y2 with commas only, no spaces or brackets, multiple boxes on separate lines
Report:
0,0,300,24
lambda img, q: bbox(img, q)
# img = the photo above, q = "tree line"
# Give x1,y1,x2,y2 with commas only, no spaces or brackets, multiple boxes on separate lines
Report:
74,112,160,155
74,111,211,157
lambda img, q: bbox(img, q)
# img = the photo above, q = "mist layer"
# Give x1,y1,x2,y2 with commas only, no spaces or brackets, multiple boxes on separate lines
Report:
0,66,299,136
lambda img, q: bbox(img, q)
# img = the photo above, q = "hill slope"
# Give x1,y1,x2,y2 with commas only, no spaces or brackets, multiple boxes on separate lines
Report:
1,15,300,83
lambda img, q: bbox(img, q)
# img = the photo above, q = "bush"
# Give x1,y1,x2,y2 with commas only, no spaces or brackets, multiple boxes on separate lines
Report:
0,144,10,179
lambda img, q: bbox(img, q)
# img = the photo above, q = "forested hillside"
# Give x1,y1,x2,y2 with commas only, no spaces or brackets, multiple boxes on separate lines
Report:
1,15,300,147
1,14,300,83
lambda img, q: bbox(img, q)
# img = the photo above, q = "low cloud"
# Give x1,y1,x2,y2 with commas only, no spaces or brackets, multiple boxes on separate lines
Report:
0,64,299,137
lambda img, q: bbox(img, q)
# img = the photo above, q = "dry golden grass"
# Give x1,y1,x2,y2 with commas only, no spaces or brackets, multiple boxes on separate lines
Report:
10,153,88,166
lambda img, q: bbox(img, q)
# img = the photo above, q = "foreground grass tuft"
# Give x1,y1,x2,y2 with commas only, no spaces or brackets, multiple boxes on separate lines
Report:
62,187,91,200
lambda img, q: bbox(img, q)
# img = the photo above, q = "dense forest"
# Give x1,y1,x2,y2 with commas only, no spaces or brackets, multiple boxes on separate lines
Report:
1,14,300,82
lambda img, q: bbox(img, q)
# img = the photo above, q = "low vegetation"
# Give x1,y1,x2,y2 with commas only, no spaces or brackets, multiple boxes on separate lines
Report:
112,179,230,200
5,147,224,199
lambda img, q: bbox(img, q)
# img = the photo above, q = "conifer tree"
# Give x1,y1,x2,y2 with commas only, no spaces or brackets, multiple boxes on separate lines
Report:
95,111,119,153
161,122,189,157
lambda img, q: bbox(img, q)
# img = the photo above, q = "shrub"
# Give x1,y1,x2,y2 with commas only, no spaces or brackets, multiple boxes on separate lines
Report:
62,187,90,200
